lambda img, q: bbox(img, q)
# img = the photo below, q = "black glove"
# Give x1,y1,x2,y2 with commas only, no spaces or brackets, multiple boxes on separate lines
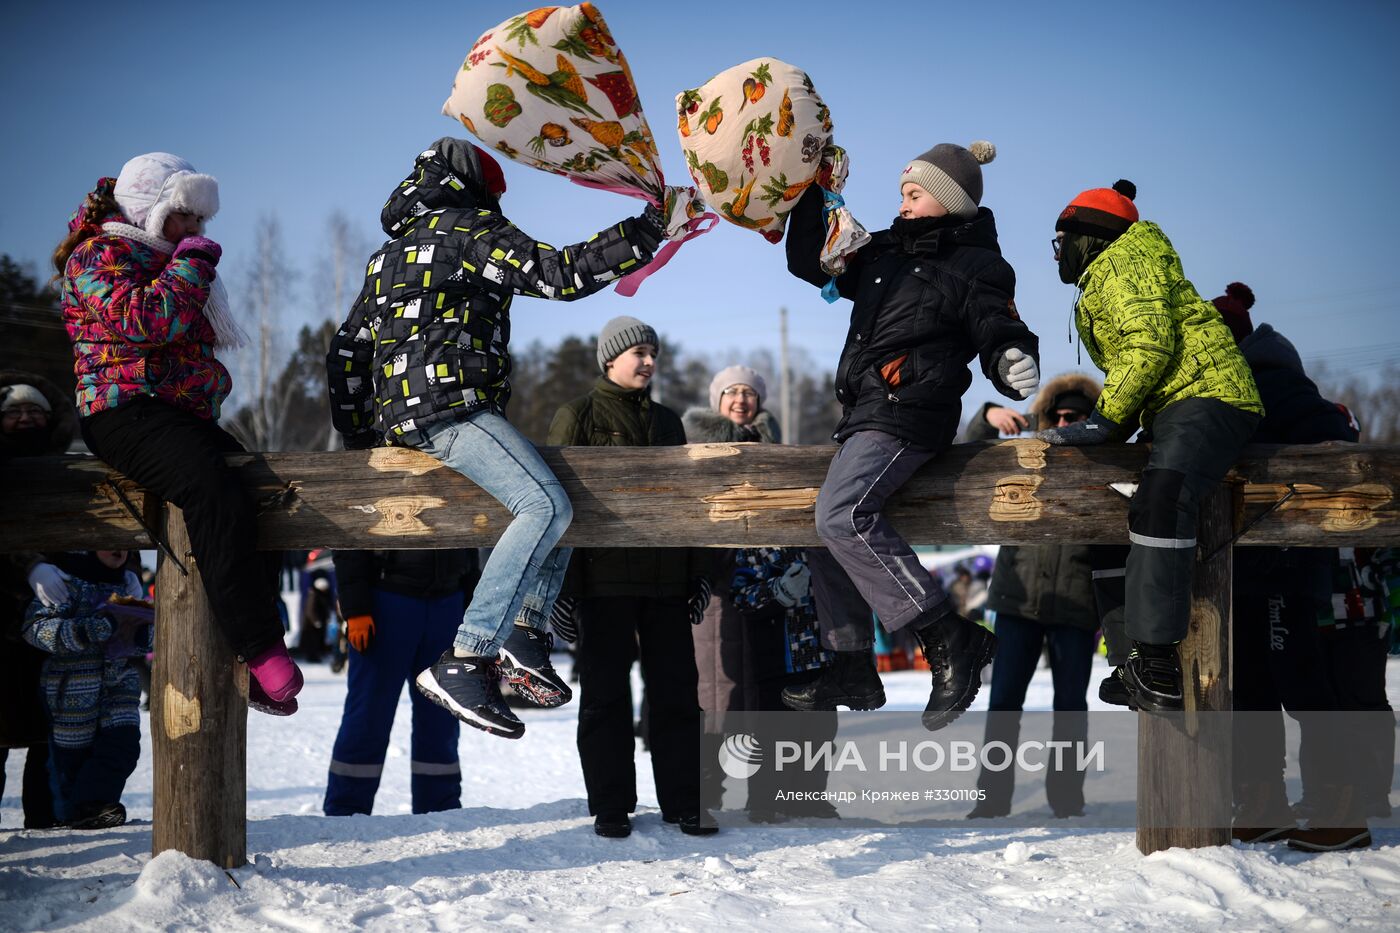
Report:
549,596,579,644
343,430,383,451
687,576,713,625
1038,410,1120,446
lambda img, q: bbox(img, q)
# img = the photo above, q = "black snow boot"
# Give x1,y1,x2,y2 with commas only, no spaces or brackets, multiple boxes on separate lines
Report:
415,651,525,739
69,802,126,830
1098,672,1135,709
594,812,632,838
498,624,573,708
780,649,886,711
915,610,998,731
1115,641,1184,713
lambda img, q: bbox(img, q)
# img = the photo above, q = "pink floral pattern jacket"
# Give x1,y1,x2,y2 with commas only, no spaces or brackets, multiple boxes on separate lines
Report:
61,178,231,421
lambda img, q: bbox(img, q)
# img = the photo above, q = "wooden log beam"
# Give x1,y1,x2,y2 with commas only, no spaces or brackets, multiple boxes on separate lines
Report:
3,442,1395,551
150,504,248,869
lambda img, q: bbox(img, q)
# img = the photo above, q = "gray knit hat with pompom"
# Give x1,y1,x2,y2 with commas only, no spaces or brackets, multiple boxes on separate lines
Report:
596,315,659,372
899,140,996,218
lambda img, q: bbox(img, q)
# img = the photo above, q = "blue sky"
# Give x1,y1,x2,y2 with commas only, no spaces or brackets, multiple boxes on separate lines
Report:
3,0,1397,414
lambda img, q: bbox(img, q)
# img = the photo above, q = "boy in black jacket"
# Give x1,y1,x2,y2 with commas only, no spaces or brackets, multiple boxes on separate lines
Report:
785,141,1040,729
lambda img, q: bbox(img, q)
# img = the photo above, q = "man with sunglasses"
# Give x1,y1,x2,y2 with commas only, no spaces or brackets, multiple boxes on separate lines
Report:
963,375,1104,818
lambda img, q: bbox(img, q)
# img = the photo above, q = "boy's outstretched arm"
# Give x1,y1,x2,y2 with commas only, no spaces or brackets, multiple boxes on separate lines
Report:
451,208,665,302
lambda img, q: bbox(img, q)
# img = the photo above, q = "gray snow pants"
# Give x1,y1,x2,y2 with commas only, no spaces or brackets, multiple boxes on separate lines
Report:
808,430,951,652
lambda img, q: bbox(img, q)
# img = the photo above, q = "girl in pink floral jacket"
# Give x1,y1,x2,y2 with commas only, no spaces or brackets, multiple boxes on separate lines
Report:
53,153,302,715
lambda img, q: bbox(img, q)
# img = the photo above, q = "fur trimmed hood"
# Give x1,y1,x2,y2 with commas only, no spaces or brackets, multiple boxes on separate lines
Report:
1029,372,1101,428
0,369,77,454
682,407,782,444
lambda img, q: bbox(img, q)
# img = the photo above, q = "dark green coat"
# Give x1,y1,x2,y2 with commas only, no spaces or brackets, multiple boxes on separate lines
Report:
549,377,701,599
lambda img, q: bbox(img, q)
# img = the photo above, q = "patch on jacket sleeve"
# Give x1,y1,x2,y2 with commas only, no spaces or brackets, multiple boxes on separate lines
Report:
1006,298,1021,320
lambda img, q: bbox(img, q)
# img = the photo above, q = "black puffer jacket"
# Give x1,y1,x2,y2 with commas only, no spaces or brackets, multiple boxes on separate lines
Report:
332,549,481,619
327,139,665,448
1234,323,1357,600
786,188,1039,449
1241,324,1357,445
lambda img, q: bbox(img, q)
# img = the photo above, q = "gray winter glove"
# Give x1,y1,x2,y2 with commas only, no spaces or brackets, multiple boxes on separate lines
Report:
770,563,812,608
995,348,1040,400
549,596,579,645
1038,410,1119,446
688,576,713,625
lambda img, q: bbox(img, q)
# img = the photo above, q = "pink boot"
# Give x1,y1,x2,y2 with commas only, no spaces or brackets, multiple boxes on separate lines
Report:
247,643,304,703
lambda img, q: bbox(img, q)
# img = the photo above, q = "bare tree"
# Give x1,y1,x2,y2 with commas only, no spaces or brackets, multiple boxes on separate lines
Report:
226,214,298,451
1312,363,1400,445
311,211,371,450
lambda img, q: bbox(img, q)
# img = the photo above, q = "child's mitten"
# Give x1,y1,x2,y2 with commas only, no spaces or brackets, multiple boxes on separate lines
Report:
82,613,114,645
996,348,1040,399
770,563,812,607
1038,410,1119,446
172,236,222,266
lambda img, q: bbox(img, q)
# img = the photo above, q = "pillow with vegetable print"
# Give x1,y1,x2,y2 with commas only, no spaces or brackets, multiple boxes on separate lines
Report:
677,59,868,274
442,4,665,202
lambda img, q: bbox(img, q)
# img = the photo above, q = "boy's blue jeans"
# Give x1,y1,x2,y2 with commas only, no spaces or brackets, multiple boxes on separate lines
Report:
418,410,573,658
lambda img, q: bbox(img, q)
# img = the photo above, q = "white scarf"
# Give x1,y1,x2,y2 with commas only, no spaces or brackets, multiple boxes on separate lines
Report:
101,222,249,349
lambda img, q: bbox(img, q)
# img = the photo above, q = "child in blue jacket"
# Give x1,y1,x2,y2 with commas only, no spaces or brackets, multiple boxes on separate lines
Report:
22,550,151,829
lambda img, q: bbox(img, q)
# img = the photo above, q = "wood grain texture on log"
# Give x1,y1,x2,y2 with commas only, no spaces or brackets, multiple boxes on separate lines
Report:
151,505,248,869
2,441,1396,550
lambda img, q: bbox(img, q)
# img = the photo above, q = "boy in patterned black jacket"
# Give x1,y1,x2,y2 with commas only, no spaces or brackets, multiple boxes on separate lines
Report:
327,137,676,738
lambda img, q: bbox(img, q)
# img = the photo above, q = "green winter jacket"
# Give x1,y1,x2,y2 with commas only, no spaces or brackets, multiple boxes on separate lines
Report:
549,377,700,599
1074,222,1263,431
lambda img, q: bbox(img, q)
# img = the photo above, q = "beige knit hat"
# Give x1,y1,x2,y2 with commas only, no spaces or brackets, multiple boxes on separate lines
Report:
899,141,996,218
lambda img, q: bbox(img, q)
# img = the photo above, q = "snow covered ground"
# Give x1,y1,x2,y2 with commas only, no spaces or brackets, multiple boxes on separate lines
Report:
4,654,1398,931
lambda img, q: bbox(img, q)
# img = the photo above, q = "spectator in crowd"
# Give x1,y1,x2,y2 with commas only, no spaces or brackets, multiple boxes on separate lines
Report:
683,365,835,822
963,374,1105,818
548,317,716,839
21,550,150,828
1214,282,1374,852
300,575,333,664
324,548,480,816
0,372,73,828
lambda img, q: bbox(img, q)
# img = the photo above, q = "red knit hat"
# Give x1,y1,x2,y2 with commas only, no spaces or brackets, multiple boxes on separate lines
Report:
473,145,507,199
1212,282,1256,343
1056,179,1139,241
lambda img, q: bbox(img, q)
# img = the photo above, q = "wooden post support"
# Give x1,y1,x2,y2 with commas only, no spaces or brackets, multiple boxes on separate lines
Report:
1136,483,1234,854
151,504,248,868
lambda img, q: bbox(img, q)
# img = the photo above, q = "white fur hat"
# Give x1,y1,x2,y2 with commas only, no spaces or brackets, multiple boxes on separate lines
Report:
114,152,220,239
708,365,767,411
